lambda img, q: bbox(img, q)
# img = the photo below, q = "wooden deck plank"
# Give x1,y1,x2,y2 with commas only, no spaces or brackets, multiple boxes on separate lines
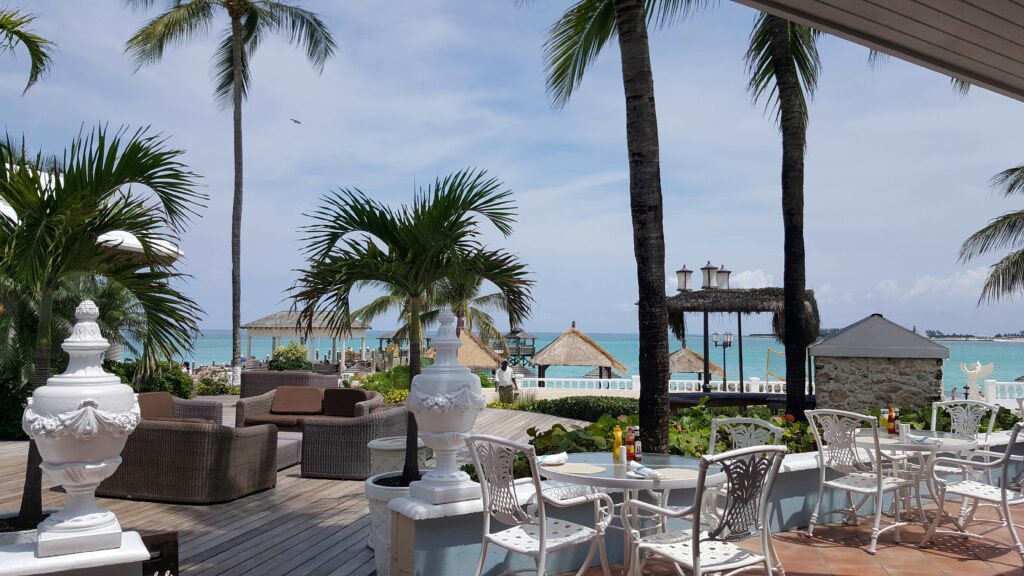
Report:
0,406,584,575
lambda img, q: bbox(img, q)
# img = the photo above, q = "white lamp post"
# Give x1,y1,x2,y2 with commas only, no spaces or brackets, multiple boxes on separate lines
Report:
716,265,731,290
675,266,693,292
700,261,718,289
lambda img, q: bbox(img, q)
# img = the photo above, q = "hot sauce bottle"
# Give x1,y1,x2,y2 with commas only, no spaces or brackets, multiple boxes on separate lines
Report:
626,427,635,462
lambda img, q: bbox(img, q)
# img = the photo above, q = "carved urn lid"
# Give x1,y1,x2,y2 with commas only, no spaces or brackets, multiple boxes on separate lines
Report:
47,300,121,387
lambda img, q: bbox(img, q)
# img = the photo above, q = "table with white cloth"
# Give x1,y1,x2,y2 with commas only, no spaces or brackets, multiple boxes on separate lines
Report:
538,452,724,571
855,428,978,524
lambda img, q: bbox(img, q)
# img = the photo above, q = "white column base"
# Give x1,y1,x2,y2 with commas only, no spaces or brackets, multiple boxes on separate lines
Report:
0,530,148,576
409,479,480,504
36,516,122,558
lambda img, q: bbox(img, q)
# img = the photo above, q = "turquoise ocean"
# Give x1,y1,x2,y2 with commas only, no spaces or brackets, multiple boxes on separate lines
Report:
181,330,1024,393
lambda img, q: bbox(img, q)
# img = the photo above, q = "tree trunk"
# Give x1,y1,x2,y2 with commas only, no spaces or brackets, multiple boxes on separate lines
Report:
612,0,670,453
401,295,422,485
766,15,809,419
230,15,244,373
16,287,53,529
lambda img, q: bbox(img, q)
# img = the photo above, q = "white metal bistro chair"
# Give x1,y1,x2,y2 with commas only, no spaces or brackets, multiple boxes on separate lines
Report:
931,400,998,449
465,434,614,576
920,422,1024,565
621,445,788,576
806,409,914,554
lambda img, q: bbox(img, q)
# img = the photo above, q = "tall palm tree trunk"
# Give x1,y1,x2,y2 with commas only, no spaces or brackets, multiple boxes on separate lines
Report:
766,15,809,419
612,0,670,453
402,296,422,485
16,286,53,529
230,15,244,376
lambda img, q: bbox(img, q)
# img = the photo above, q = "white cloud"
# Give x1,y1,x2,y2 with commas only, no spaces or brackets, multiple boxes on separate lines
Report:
731,269,775,289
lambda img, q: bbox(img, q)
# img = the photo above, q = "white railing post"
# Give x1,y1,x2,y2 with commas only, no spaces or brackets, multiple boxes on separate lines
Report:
984,379,998,403
631,375,640,391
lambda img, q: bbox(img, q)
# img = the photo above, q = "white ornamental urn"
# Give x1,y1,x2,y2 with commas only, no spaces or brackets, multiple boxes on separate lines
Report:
407,309,486,504
21,300,140,557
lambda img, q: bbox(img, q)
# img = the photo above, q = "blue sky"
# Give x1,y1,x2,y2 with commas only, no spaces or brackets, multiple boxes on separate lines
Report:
2,1,1022,336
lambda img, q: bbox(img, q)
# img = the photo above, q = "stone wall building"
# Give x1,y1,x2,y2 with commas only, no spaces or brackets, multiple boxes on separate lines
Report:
810,314,948,412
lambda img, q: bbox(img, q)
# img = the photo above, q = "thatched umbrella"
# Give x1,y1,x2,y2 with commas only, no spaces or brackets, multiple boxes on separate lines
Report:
670,347,722,376
666,287,819,389
426,329,502,372
532,321,627,382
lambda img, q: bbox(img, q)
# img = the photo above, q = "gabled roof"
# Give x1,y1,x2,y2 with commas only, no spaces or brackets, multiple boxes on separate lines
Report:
809,314,949,359
242,311,369,331
531,322,626,371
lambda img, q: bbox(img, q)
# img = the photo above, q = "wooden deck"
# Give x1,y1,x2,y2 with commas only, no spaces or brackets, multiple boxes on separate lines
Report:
0,404,586,576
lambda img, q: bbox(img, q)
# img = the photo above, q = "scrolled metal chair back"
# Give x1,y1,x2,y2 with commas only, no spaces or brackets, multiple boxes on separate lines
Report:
807,410,875,474
698,445,787,543
465,434,537,527
1002,423,1024,491
932,400,997,440
709,417,785,456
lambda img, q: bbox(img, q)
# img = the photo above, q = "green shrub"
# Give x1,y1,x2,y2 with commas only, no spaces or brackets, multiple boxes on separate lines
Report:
478,373,494,388
267,341,314,372
195,371,234,396
364,365,410,391
104,360,194,399
532,396,639,422
381,388,409,404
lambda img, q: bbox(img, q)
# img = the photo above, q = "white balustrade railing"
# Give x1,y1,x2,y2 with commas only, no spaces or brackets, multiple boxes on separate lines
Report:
984,379,1024,409
519,376,794,394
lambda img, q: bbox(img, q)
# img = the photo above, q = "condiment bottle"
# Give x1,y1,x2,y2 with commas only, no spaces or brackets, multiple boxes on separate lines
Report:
612,426,623,462
626,427,635,462
634,426,642,463
887,406,897,435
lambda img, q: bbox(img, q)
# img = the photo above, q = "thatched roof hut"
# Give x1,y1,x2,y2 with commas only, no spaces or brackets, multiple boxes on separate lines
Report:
670,347,723,376
584,367,623,379
425,329,502,371
532,322,626,379
666,287,819,342
242,311,369,336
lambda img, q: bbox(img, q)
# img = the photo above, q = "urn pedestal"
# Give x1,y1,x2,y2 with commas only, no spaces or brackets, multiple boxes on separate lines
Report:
20,301,141,557
407,310,486,505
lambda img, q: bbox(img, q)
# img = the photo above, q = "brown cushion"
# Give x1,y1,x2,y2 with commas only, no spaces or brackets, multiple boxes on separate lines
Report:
270,387,323,415
323,388,369,417
138,392,174,420
246,414,304,427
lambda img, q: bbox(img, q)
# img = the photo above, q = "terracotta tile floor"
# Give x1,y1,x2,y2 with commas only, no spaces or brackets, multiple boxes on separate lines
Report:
562,503,1024,575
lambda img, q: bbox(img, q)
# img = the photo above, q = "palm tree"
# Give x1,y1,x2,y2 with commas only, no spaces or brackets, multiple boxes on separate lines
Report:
960,168,1024,301
541,0,719,451
293,169,533,485
0,126,205,528
125,0,336,377
745,14,821,418
0,8,54,93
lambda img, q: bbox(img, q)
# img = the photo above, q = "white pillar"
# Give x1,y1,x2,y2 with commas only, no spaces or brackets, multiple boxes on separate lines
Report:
331,338,338,364
984,379,998,403
360,337,366,359
246,335,252,358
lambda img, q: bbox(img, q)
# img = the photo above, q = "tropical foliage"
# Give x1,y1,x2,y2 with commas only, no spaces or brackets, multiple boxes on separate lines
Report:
104,359,194,399
0,8,54,93
125,0,336,371
0,126,205,528
267,340,314,371
960,168,1024,302
293,168,534,485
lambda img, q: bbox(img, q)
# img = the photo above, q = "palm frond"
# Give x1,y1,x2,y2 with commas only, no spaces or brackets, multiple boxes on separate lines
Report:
543,0,617,109
989,165,1024,198
124,0,216,71
978,249,1024,304
257,1,336,71
744,12,821,127
0,9,55,93
959,209,1024,262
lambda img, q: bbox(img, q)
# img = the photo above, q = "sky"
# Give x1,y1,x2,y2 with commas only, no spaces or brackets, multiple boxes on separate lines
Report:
1,0,1022,337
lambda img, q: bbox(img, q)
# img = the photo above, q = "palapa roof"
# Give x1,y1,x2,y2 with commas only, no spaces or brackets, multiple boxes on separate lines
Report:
241,311,369,336
667,287,819,342
531,322,627,372
810,314,949,359
583,367,623,379
425,329,503,370
669,347,723,376
504,328,536,340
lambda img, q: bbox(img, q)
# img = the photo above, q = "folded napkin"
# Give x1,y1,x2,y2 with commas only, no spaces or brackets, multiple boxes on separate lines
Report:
908,434,941,445
537,452,568,466
628,460,663,478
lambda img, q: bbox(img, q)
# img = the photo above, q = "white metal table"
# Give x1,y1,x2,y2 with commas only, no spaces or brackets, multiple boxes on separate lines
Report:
538,452,724,571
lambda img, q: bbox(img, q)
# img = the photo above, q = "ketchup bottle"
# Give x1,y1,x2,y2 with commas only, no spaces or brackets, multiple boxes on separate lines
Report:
626,427,635,461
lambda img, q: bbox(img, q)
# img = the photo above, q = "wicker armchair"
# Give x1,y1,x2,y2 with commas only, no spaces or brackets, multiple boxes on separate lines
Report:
239,370,338,398
301,405,409,480
235,388,383,431
98,420,277,504
137,391,224,424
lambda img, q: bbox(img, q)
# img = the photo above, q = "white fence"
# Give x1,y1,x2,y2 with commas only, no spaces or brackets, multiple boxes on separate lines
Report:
984,379,1024,410
519,376,792,394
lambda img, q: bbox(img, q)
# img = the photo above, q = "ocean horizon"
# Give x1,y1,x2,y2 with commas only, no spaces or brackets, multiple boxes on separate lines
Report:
177,329,1024,392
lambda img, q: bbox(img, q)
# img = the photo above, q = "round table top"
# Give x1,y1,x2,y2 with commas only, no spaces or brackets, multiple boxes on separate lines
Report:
855,428,978,453
367,435,426,450
538,452,720,490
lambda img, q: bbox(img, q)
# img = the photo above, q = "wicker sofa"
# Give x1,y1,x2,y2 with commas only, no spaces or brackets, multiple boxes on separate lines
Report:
301,405,409,480
239,369,339,398
235,387,383,432
98,393,277,504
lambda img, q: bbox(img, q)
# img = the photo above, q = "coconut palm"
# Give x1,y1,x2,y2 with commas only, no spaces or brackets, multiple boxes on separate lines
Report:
0,8,54,93
125,0,336,376
745,14,821,418
960,168,1024,302
293,168,533,485
0,125,205,528
540,0,699,452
